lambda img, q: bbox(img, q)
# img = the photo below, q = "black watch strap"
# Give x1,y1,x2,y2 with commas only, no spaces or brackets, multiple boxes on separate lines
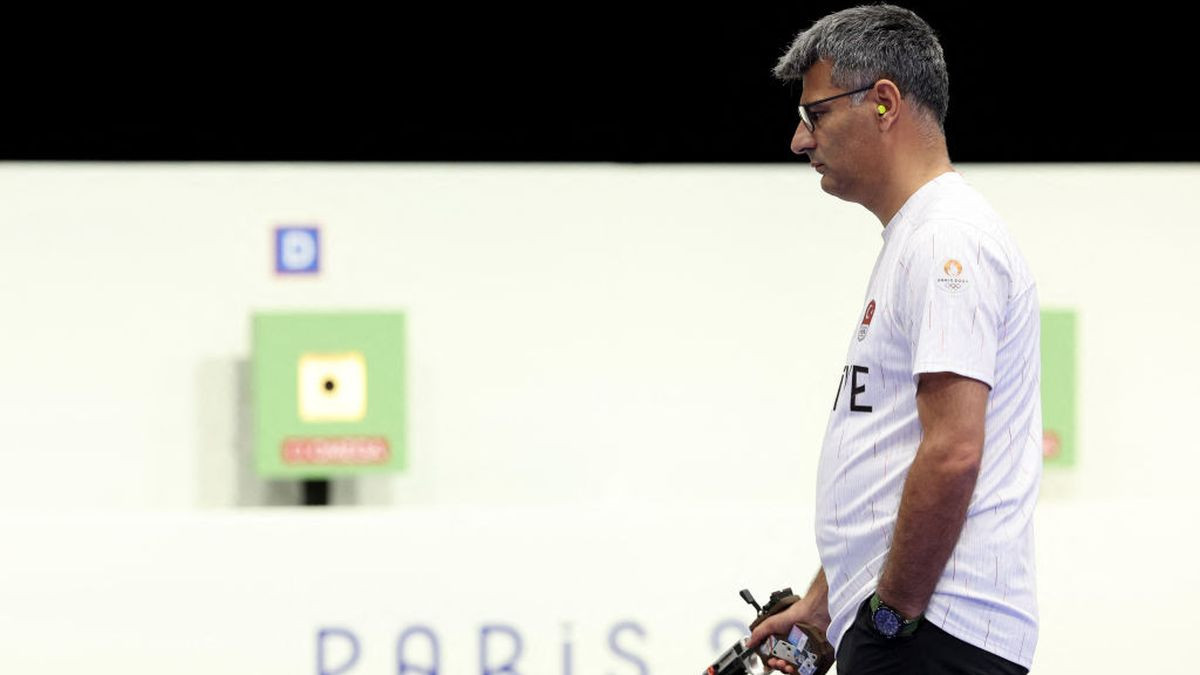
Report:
869,592,923,638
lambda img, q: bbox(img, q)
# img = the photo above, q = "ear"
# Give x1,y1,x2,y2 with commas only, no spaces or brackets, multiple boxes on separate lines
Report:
873,79,902,130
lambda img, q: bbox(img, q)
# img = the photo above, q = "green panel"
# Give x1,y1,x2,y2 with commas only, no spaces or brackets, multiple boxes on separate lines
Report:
1040,309,1076,468
252,312,407,478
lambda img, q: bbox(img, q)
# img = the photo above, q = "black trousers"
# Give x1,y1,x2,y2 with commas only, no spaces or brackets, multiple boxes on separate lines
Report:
836,595,1029,675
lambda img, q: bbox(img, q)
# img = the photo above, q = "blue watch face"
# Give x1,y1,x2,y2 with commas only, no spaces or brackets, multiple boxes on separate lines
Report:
874,608,902,637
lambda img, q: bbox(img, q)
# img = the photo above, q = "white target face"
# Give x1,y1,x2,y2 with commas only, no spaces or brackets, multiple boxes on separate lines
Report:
297,352,367,422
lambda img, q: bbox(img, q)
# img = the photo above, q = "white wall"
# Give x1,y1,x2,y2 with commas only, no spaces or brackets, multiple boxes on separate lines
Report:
0,500,1192,674
0,163,1196,672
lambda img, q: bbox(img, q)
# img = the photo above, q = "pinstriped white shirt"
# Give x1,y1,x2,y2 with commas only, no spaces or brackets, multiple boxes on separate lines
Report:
814,171,1041,668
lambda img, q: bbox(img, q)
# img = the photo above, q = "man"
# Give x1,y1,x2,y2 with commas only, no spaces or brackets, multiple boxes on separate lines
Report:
746,6,1041,674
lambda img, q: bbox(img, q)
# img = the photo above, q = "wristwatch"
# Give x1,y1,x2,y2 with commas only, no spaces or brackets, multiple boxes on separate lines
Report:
869,592,922,638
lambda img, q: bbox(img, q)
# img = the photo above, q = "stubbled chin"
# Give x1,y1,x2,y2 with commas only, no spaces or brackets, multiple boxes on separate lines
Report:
818,174,837,194
819,175,853,202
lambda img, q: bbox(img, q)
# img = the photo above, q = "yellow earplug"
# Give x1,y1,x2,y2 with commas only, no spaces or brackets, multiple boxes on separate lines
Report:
877,104,888,115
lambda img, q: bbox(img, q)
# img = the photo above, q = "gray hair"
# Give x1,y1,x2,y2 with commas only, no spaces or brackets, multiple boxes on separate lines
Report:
774,4,949,130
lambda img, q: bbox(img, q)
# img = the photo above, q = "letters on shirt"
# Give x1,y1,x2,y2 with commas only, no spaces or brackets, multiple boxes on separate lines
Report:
832,365,873,413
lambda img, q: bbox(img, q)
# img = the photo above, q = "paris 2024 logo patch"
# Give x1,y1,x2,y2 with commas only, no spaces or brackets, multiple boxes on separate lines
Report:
936,259,969,294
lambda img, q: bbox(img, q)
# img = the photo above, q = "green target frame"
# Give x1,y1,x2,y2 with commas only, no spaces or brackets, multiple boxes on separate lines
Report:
252,312,407,478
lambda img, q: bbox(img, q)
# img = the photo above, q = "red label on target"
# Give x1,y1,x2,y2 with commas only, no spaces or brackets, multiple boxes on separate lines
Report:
857,300,876,342
282,437,390,465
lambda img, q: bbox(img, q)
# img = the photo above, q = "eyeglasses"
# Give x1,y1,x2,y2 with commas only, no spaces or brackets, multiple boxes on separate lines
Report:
797,83,877,132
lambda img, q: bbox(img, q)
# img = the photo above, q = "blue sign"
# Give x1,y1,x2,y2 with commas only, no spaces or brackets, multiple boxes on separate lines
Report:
275,226,320,275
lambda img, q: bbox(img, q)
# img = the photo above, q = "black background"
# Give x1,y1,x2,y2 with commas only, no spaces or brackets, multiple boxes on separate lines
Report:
3,5,1192,162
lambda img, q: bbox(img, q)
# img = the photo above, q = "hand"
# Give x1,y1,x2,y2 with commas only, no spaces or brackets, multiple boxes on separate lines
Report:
745,597,830,674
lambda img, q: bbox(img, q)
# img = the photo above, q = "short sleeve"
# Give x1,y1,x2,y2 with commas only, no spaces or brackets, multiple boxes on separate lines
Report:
897,220,1010,389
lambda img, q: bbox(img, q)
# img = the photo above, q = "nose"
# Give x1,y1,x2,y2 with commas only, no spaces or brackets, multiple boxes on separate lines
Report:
790,120,815,156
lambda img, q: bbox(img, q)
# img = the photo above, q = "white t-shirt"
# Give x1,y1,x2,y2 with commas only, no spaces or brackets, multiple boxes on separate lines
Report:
814,171,1041,668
